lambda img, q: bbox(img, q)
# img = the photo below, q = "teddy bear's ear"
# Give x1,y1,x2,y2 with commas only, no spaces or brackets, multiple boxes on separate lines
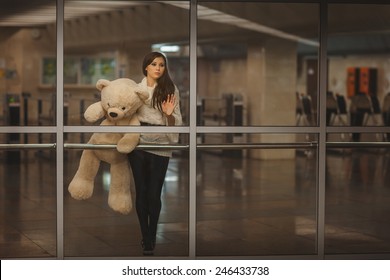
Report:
96,79,110,91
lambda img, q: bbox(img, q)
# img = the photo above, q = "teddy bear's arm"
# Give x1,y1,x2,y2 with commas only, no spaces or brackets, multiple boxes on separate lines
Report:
116,115,140,154
84,102,105,123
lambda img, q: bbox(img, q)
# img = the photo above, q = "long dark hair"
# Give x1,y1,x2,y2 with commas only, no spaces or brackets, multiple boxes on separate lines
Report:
142,51,175,112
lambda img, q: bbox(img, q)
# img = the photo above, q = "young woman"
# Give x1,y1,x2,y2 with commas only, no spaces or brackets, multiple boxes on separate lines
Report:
128,51,182,255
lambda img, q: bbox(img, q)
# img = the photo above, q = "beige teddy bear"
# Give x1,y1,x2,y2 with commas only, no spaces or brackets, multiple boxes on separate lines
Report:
68,78,149,214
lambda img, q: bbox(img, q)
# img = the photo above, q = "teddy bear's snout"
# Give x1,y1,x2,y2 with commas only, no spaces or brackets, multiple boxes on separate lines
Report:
107,108,125,120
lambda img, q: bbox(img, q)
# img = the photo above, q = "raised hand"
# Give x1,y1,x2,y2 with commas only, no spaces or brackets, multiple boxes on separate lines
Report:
162,94,176,116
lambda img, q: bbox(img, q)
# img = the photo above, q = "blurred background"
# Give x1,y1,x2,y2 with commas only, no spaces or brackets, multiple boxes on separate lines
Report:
1,0,390,259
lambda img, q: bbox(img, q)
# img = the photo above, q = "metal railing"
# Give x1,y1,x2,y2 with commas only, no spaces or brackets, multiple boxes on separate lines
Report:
1,141,390,150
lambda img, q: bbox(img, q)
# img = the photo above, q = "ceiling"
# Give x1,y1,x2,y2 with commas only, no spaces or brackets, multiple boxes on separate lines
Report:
1,0,390,56
0,0,143,27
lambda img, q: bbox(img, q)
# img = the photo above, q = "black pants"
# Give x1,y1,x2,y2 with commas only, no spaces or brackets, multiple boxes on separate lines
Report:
128,150,169,242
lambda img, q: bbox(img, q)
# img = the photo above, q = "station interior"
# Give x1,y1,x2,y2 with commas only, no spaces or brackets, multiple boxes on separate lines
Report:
1,0,390,259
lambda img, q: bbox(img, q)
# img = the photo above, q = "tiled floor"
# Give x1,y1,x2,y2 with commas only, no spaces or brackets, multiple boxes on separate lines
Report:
1,148,390,259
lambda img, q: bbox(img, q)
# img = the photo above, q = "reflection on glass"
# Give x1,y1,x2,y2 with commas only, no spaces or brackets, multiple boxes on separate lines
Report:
64,134,189,257
327,4,390,132
64,1,190,126
197,2,319,126
0,1,56,127
42,57,56,85
325,143,390,255
0,134,57,258
196,133,317,256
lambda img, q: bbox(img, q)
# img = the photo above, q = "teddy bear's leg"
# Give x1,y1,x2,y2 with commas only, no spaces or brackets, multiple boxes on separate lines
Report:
107,160,132,214
68,150,100,200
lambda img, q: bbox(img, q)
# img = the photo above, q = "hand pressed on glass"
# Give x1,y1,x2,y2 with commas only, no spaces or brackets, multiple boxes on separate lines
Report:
162,94,176,116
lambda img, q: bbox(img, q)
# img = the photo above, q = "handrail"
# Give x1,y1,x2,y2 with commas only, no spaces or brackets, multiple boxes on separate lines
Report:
198,142,317,149
65,142,317,150
0,142,315,150
64,143,190,150
326,142,390,148
1,141,390,150
0,143,56,150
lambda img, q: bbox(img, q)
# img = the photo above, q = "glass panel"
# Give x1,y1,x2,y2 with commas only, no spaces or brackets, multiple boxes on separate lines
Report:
196,133,317,256
327,4,390,132
0,134,57,258
64,0,190,126
197,2,319,126
64,133,189,257
325,139,390,255
0,0,57,126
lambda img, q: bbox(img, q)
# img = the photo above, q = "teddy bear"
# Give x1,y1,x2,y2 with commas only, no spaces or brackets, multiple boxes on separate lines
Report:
68,78,149,214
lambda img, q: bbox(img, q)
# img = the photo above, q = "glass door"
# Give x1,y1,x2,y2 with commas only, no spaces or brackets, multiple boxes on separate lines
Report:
0,0,58,258
2,0,390,260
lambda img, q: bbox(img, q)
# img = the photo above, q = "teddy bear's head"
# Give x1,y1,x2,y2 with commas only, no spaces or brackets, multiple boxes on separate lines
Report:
96,78,149,122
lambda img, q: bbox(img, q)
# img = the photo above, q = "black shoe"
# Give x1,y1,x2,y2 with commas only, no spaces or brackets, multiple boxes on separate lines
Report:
142,239,154,256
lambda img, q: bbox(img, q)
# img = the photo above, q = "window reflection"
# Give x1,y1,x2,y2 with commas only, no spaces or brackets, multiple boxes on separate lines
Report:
327,4,390,134
0,0,56,127
63,1,190,126
2,0,390,260
197,2,319,126
196,135,317,256
64,134,189,257
325,144,390,255
326,3,390,255
0,134,57,258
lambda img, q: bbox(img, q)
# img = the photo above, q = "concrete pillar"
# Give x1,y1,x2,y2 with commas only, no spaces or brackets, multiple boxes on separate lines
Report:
118,44,152,83
247,38,297,160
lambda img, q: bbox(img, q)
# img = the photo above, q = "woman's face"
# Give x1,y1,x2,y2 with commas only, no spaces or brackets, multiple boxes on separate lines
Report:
145,56,166,82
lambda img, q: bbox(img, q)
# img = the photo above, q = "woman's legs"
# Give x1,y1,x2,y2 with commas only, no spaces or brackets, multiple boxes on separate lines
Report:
128,150,169,253
145,153,169,241
128,150,149,240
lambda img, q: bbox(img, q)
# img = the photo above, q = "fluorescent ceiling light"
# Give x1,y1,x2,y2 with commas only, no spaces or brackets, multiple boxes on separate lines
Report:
160,45,180,52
